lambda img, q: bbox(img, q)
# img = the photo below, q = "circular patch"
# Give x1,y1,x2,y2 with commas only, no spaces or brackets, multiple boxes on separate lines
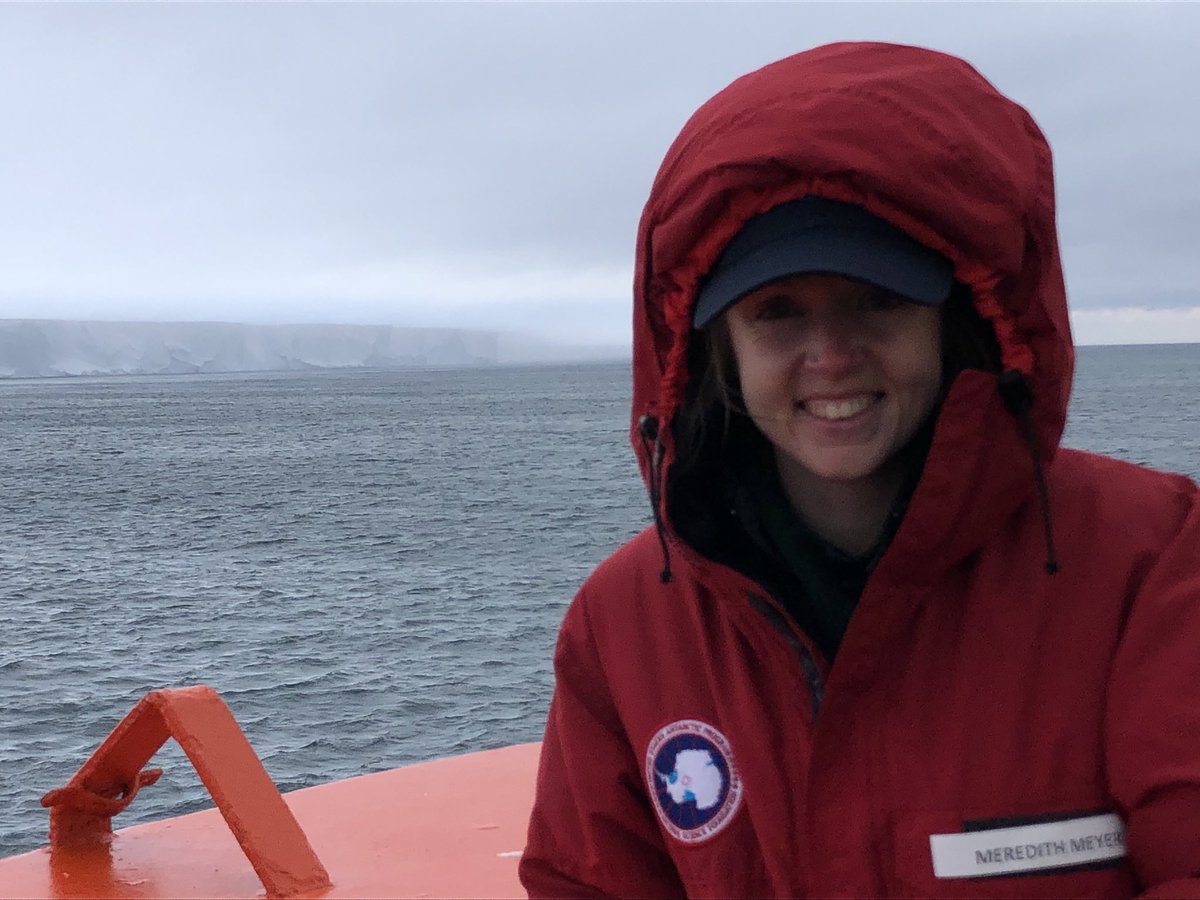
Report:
644,719,743,843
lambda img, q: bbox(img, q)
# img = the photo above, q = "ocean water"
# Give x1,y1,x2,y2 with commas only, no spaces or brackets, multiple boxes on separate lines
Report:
2,346,1198,857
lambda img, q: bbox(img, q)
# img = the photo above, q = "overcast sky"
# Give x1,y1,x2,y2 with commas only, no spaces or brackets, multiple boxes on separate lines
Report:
1,2,1197,347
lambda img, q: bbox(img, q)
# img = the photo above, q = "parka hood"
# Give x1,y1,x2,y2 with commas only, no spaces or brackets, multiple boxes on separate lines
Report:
630,42,1074,578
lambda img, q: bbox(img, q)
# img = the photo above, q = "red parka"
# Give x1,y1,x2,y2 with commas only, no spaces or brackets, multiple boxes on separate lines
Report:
520,43,1200,898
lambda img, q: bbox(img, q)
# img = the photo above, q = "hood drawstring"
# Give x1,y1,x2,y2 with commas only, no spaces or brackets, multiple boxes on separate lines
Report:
998,370,1060,575
638,415,674,584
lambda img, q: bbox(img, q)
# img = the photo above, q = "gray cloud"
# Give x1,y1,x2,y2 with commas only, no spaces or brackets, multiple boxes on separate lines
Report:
0,2,1197,345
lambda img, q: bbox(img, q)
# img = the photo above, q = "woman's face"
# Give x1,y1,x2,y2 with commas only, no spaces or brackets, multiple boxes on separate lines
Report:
723,273,943,490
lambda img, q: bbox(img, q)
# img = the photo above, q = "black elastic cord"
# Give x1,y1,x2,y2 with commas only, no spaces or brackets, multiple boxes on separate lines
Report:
998,370,1060,575
638,415,674,584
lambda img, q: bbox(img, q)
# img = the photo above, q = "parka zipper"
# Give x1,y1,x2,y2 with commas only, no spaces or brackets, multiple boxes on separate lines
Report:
748,593,826,721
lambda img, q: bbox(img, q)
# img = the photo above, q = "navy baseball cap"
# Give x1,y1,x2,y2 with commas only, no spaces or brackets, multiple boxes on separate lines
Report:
692,196,955,328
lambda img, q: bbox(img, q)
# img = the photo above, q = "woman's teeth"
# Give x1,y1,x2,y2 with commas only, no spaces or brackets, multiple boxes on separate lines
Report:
803,395,875,420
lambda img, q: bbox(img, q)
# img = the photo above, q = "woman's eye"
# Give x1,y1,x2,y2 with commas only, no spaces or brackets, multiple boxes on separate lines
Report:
755,297,803,320
859,291,908,312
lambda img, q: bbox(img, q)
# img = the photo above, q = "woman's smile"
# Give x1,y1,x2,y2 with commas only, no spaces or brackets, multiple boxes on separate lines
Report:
798,393,882,422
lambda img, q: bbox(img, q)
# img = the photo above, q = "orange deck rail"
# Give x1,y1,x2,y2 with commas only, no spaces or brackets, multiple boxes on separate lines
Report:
39,685,331,897
1,686,541,899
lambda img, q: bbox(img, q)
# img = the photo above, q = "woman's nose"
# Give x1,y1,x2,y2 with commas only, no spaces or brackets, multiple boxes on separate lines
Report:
801,319,861,373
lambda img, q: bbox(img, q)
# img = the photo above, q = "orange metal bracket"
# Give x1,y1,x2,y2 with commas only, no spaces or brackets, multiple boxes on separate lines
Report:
40,685,331,897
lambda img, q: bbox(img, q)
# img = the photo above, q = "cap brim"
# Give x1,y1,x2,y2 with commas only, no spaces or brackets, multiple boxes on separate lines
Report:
692,226,954,329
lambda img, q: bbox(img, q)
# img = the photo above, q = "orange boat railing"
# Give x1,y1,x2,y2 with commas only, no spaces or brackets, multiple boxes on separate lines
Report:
39,685,331,898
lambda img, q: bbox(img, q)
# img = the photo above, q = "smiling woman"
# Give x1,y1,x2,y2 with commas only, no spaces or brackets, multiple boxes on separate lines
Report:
520,41,1200,899
723,272,944,556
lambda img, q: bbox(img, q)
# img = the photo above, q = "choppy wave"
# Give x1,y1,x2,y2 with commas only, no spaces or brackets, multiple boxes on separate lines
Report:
0,363,643,856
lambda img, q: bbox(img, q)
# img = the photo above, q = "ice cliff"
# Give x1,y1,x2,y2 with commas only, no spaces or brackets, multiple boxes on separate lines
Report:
0,320,621,378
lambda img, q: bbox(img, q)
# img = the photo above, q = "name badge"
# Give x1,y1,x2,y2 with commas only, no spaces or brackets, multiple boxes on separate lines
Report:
929,812,1126,879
